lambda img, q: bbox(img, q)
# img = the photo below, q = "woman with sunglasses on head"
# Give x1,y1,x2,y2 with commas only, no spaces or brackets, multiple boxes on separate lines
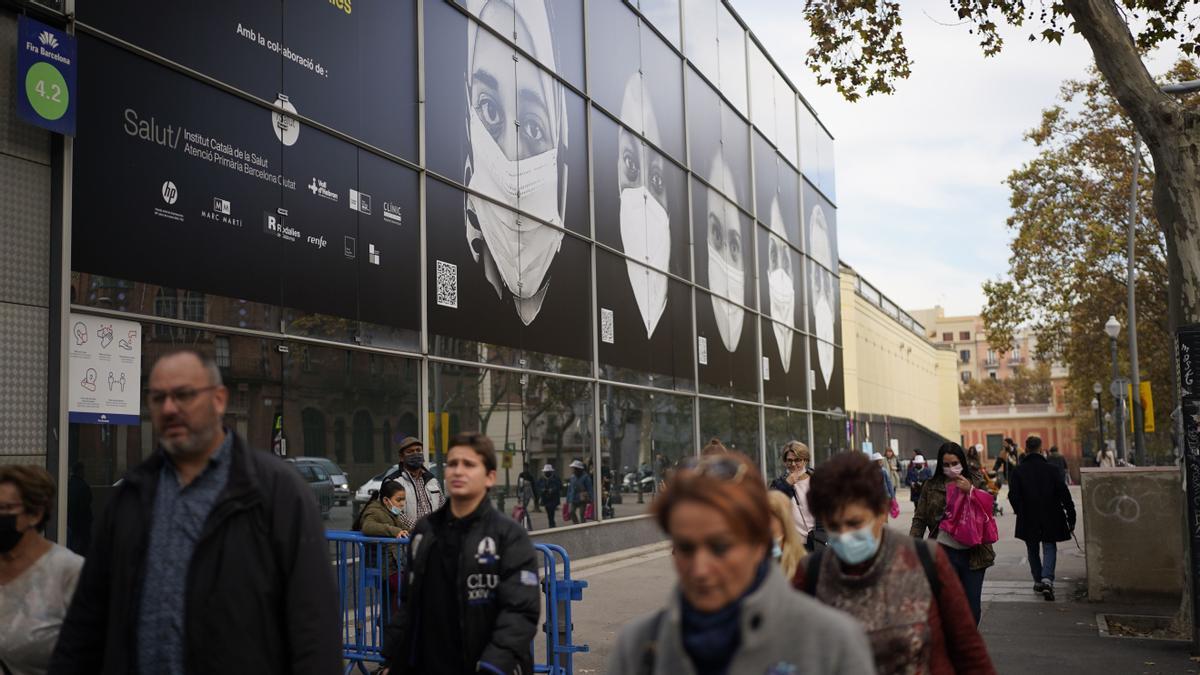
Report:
608,453,874,675
910,442,997,625
794,452,995,675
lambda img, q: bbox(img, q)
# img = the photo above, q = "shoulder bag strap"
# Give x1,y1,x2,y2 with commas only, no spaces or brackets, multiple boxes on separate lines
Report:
914,541,941,601
638,609,668,675
803,549,824,596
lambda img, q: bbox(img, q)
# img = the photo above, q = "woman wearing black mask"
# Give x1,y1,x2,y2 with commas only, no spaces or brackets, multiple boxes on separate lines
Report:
0,465,84,675
910,442,996,625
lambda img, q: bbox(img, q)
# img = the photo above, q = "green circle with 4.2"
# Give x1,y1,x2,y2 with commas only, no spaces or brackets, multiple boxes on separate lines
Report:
25,62,69,121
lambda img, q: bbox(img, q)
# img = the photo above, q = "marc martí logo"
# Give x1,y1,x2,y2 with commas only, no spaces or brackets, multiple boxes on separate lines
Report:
38,30,58,49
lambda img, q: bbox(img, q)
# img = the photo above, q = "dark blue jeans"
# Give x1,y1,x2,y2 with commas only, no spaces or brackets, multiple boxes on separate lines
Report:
1025,540,1058,583
941,545,986,625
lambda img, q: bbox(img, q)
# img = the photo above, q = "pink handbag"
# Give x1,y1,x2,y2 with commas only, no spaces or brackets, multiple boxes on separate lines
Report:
889,498,901,519
939,485,998,546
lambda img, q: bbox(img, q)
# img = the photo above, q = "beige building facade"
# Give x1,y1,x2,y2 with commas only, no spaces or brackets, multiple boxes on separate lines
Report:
909,306,1039,385
841,266,960,442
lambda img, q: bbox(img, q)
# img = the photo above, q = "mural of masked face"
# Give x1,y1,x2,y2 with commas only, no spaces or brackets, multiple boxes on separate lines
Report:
464,0,568,325
617,74,670,338
808,203,836,387
706,156,745,352
766,197,795,372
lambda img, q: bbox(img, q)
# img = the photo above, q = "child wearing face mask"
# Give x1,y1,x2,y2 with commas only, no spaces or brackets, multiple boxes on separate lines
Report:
355,480,412,613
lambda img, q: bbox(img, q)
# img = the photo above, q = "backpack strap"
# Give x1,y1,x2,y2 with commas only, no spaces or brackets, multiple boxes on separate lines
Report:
802,549,825,596
638,609,667,675
914,540,941,601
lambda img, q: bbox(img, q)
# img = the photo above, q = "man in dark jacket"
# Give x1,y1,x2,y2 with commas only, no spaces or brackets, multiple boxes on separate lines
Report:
383,432,539,674
1008,435,1077,602
50,349,339,674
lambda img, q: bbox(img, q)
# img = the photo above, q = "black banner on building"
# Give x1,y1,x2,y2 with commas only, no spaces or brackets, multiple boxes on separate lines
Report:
1177,323,1200,649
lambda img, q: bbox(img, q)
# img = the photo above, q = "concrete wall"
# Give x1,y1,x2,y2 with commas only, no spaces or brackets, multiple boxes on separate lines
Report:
1081,467,1183,600
529,515,665,561
0,10,53,469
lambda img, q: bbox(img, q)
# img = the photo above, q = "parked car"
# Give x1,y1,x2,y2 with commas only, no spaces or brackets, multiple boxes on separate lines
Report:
292,457,350,505
286,459,334,520
354,464,400,507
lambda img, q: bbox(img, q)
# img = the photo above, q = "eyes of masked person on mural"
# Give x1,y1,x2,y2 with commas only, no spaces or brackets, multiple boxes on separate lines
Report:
463,0,569,326
765,222,796,373
808,203,837,388
616,72,672,339
704,156,746,354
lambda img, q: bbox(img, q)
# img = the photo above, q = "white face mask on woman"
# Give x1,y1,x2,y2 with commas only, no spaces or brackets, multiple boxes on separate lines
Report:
943,464,963,479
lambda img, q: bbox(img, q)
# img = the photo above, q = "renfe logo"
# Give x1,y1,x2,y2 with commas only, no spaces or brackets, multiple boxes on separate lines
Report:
306,234,327,249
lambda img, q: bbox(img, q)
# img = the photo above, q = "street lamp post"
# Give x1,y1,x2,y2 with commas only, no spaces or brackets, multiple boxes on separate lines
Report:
1092,381,1105,453
1105,316,1127,462
1125,132,1147,465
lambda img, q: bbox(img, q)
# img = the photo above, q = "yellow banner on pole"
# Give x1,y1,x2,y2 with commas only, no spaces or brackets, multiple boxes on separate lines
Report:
1126,381,1155,433
427,411,450,457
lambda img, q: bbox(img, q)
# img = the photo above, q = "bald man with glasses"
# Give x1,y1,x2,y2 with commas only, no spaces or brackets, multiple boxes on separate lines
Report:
52,349,339,675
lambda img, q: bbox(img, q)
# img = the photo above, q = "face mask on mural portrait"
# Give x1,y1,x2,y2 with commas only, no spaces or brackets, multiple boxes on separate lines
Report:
463,0,569,326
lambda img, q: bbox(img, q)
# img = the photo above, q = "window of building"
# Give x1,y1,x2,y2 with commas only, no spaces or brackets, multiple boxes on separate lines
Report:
961,371,971,384
214,336,231,367
352,410,374,464
959,331,970,341
1010,345,1021,362
989,371,997,380
986,349,997,366
943,332,953,342
301,408,326,456
959,349,970,364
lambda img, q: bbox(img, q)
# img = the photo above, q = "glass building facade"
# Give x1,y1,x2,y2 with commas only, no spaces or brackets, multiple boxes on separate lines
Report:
61,0,843,533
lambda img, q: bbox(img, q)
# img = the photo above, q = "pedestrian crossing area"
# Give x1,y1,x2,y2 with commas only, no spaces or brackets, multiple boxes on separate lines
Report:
981,580,1058,603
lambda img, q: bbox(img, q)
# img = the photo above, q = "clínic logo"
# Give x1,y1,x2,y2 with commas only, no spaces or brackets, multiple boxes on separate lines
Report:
38,30,59,49
476,536,498,565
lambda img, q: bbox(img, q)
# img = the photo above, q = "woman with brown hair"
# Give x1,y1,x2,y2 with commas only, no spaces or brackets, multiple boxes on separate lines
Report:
911,442,997,625
0,465,84,675
608,453,874,674
794,452,994,675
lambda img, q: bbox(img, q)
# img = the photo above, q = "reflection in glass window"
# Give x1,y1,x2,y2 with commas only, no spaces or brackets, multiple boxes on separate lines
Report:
428,363,593,530
682,0,718,82
640,0,681,48
302,408,327,456
774,77,798,166
716,5,746,114
600,385,694,516
352,410,374,464
812,414,848,465
748,42,775,140
698,399,759,458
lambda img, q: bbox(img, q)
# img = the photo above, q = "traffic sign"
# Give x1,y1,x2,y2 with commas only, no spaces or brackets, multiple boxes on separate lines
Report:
1111,377,1130,400
16,16,76,136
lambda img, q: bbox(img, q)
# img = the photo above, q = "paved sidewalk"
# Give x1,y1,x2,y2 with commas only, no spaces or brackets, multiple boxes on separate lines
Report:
565,485,1198,674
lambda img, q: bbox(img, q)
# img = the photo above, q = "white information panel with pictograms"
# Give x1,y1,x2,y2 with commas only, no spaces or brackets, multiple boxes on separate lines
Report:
68,313,142,424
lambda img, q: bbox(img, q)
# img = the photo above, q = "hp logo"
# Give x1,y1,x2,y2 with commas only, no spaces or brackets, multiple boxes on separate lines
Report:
161,181,179,205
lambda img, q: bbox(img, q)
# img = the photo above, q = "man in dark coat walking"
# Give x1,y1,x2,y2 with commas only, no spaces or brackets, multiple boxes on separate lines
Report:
1008,435,1076,602
51,349,339,674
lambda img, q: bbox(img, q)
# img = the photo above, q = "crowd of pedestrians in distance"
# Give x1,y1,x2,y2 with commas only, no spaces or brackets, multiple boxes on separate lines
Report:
1,348,1084,674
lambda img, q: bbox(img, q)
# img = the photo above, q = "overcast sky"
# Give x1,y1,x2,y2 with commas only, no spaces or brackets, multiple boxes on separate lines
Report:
734,0,1098,317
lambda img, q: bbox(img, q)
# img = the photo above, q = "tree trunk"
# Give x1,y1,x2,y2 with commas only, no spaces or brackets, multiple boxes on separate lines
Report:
1064,0,1200,642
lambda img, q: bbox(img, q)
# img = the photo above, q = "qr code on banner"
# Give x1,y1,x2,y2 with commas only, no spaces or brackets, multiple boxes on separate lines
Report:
601,308,614,344
435,260,458,308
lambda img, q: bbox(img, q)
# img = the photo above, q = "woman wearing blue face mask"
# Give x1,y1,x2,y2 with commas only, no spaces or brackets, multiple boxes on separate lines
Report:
794,452,995,675
910,442,996,625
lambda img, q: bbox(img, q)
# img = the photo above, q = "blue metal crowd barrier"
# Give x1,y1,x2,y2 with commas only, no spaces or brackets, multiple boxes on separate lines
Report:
326,531,588,675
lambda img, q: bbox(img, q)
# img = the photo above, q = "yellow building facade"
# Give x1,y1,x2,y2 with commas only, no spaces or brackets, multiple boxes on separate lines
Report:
840,265,961,442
